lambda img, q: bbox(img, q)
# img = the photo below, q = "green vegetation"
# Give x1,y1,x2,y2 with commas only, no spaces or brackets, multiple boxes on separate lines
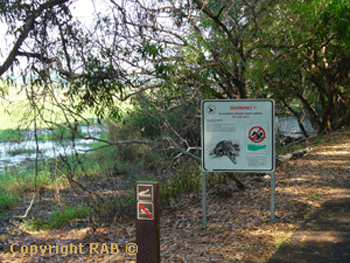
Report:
0,0,349,233
160,166,201,200
44,205,91,229
0,169,61,195
8,147,36,156
3,0,349,132
0,92,346,233
0,191,19,213
22,205,92,231
37,126,85,141
275,238,292,248
0,129,24,142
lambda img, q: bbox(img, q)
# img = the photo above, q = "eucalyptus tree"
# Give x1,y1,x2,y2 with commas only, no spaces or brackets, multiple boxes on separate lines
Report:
259,0,350,132
0,0,282,193
2,0,349,134
104,0,275,101
0,0,71,77
1,0,275,116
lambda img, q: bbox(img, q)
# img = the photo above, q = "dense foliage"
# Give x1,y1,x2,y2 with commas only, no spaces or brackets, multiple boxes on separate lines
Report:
0,0,350,236
0,0,350,141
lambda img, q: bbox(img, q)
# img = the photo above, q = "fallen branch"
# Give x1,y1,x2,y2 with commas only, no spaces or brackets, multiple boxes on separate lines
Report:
223,173,246,190
277,147,311,164
221,148,311,190
244,175,267,185
13,193,36,219
163,136,201,162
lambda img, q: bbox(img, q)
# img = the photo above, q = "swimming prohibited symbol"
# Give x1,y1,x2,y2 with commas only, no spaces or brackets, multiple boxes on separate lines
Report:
138,203,153,219
249,126,266,143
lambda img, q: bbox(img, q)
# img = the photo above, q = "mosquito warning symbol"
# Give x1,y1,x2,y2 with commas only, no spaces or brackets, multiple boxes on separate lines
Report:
249,126,266,143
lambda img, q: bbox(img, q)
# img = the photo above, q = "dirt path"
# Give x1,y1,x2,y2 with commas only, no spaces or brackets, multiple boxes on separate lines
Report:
0,128,349,262
268,196,350,263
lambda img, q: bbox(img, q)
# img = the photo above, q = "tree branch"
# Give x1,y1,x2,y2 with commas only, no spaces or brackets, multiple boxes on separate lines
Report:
0,0,70,77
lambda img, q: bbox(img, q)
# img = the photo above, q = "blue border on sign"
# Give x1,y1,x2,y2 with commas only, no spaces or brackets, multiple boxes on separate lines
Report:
201,99,275,173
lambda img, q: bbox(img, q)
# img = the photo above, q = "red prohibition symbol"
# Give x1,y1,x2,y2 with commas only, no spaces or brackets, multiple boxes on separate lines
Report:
139,203,153,219
249,126,266,143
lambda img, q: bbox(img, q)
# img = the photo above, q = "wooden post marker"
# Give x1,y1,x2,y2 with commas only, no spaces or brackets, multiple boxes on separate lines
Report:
136,181,160,263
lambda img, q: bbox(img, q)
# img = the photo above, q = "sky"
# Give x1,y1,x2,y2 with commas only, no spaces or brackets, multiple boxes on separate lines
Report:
0,0,169,80
0,0,99,69
70,0,99,25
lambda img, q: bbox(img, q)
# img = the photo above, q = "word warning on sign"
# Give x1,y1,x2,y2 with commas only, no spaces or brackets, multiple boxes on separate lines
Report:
201,99,275,172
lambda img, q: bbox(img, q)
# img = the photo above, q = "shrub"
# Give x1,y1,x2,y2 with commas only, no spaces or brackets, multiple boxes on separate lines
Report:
23,205,92,230
0,129,24,142
90,193,136,223
0,191,19,212
46,205,91,229
160,166,201,201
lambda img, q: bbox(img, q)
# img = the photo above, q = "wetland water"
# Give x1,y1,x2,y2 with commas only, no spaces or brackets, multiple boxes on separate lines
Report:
0,116,315,170
0,125,105,170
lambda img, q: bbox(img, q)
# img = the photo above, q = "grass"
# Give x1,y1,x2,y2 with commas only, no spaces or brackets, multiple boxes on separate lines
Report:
44,205,91,229
275,238,291,248
37,126,86,141
0,125,90,142
0,129,25,142
0,168,65,196
0,190,19,212
0,83,129,130
21,205,92,231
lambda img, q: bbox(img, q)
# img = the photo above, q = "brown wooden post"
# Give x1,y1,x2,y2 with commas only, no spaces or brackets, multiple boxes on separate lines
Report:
136,181,160,263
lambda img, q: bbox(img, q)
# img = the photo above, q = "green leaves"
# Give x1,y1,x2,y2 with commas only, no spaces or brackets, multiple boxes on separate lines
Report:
321,0,350,48
138,41,164,60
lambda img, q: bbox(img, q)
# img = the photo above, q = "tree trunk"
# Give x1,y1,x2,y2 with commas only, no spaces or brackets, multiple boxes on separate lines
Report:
295,93,322,132
278,93,309,138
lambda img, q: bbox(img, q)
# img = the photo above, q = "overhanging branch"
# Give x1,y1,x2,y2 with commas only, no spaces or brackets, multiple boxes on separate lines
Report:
0,0,71,77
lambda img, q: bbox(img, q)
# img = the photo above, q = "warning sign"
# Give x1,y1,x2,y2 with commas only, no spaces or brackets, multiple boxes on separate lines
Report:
137,202,154,220
201,99,275,172
137,184,153,202
249,126,266,143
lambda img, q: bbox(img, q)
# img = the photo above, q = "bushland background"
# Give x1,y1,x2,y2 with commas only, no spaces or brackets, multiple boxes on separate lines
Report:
0,0,349,262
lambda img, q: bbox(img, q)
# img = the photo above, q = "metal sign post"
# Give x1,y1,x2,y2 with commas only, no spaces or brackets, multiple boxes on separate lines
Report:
202,170,207,229
201,99,276,225
271,171,276,222
136,181,160,263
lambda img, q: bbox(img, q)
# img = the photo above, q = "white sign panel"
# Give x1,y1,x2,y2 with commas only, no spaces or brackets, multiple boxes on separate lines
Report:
201,99,275,172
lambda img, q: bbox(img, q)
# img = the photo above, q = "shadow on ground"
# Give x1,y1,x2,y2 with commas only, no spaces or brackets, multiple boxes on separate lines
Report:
268,196,350,263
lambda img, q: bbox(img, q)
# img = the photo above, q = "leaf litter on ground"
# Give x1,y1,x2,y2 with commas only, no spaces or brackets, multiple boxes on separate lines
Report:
0,127,349,262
